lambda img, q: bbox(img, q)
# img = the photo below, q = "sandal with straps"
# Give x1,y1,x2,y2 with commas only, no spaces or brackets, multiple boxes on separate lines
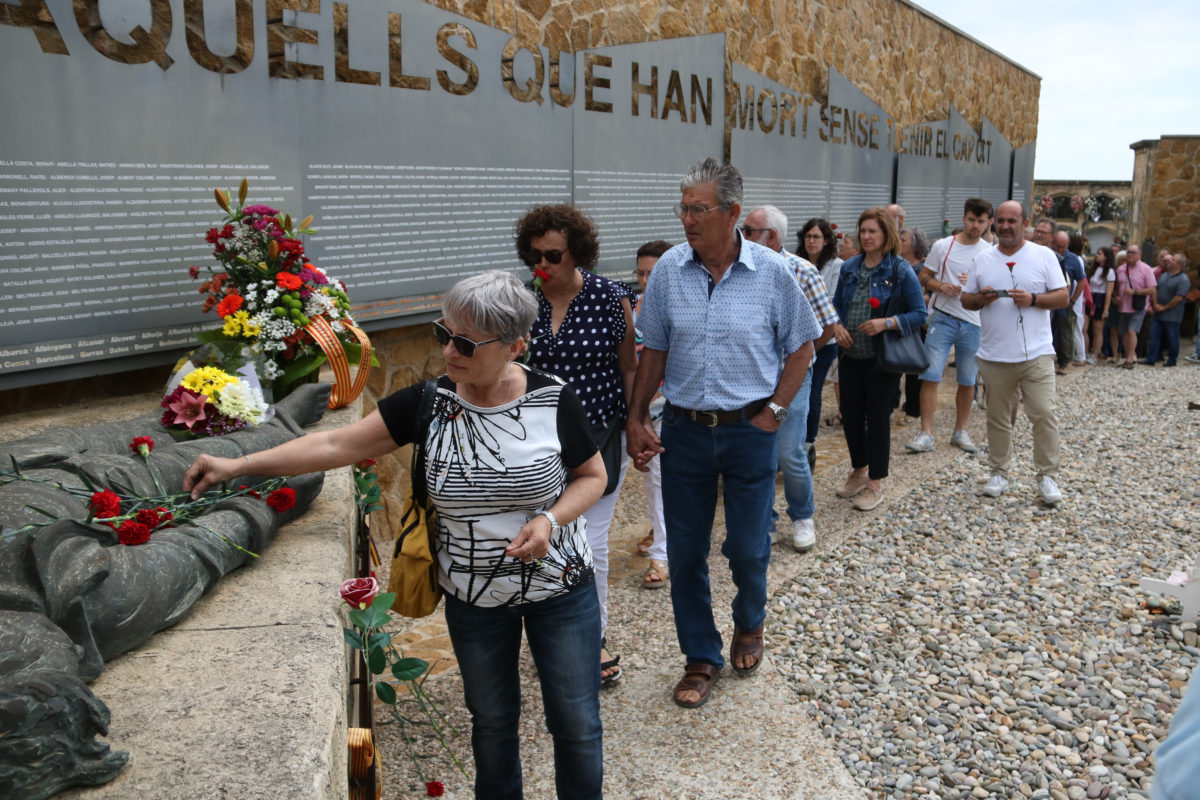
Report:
673,663,720,708
600,637,621,687
730,624,764,677
643,559,668,590
635,530,653,557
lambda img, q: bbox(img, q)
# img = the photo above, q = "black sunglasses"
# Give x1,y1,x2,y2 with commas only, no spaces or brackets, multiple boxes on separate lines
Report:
520,248,566,267
432,319,501,357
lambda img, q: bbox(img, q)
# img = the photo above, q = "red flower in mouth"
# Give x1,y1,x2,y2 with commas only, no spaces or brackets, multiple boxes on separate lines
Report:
533,268,551,282
868,297,881,309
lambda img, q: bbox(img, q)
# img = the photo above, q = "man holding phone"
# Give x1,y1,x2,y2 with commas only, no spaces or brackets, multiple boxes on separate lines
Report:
961,200,1069,505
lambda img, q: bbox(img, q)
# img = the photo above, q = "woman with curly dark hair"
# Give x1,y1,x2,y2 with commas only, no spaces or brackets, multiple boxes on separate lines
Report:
797,218,845,464
514,204,637,687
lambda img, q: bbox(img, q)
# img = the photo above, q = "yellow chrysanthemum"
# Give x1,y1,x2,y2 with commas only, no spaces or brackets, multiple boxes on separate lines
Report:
239,311,261,338
181,366,237,399
222,313,243,337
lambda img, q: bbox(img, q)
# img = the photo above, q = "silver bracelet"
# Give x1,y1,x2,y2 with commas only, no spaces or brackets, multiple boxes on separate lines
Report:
243,454,252,470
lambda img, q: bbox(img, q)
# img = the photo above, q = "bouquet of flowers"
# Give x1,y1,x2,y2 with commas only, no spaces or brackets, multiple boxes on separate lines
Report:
190,180,373,402
1033,193,1055,216
1070,194,1084,215
1083,195,1102,222
161,361,272,438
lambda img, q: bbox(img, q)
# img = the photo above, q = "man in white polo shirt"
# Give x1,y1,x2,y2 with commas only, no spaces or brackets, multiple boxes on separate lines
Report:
961,200,1070,505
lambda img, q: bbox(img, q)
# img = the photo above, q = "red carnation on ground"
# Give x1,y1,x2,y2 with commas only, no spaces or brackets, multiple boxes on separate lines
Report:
266,487,296,512
135,508,162,527
425,781,445,797
276,272,303,291
868,297,881,309
340,576,381,609
117,520,152,546
217,293,244,318
89,489,122,521
129,436,154,455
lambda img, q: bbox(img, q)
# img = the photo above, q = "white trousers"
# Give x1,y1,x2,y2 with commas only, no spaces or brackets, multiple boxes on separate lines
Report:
639,419,669,562
582,433,629,636
1073,295,1087,359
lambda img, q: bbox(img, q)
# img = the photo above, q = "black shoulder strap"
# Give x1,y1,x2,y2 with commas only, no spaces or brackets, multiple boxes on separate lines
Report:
410,379,438,504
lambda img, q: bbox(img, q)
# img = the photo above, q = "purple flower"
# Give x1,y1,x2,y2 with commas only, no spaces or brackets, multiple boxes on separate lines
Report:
241,204,279,217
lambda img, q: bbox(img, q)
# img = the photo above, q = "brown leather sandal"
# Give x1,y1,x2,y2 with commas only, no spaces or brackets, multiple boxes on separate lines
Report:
642,559,668,590
673,663,720,708
730,624,764,677
635,530,653,557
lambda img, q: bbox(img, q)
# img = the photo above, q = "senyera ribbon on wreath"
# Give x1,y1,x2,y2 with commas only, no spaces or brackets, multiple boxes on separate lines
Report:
305,316,372,409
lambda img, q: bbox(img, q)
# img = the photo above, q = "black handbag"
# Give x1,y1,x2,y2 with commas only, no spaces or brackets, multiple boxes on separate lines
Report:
590,412,625,496
874,267,930,375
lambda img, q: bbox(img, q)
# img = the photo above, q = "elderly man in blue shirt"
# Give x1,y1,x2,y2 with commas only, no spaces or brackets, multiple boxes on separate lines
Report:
627,158,819,709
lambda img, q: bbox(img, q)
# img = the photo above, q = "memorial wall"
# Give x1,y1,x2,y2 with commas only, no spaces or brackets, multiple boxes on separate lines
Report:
0,0,1040,400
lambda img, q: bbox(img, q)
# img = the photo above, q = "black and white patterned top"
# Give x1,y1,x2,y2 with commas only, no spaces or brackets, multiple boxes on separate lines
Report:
377,366,598,607
527,269,632,427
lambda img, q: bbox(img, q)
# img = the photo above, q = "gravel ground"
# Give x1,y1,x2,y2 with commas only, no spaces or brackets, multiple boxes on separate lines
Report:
373,359,1200,799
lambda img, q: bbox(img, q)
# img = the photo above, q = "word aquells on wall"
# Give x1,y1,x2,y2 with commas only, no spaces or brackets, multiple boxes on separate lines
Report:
1,0,715,126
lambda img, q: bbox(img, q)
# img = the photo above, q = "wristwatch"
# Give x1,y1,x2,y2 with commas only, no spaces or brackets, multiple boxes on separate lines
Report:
766,401,788,422
539,509,562,536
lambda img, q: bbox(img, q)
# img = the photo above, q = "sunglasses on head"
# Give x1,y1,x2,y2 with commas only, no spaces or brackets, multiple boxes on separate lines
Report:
432,319,501,357
520,248,566,267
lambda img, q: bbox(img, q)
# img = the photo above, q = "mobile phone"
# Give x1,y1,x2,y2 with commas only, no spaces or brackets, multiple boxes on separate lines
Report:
991,289,1010,297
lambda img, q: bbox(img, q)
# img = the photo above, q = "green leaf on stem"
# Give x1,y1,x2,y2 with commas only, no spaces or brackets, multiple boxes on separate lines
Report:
392,657,429,682
368,645,386,675
343,627,364,650
367,631,391,650
348,608,369,629
371,592,397,613
375,681,396,705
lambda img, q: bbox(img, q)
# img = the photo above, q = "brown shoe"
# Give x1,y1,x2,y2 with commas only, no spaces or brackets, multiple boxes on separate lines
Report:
642,560,668,590
836,471,869,498
730,624,764,677
673,663,720,708
852,481,884,511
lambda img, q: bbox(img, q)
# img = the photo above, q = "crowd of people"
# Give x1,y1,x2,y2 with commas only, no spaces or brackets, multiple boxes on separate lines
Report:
182,157,1195,800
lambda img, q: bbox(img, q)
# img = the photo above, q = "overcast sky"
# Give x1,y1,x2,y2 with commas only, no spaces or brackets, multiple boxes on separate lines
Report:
912,0,1200,181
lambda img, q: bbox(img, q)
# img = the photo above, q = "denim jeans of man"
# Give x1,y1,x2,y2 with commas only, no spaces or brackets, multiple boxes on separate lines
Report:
775,368,813,523
805,342,838,444
444,582,602,800
660,409,777,669
1146,317,1180,365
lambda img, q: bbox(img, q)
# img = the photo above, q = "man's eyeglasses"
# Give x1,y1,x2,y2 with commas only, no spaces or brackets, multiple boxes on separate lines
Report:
520,248,566,267
672,203,728,220
741,225,769,238
432,319,501,357
633,269,653,278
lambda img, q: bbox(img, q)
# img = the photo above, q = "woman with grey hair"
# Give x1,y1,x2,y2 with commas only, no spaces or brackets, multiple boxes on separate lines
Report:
184,270,609,800
895,226,932,422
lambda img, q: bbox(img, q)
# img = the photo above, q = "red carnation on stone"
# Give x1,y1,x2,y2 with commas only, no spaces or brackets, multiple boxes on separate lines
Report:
135,508,162,527
89,489,122,521
117,520,152,546
425,781,445,797
238,485,262,500
868,297,881,309
129,436,154,455
266,487,296,512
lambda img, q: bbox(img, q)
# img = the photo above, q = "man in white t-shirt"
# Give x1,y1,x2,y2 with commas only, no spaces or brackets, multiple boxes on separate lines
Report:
962,200,1070,505
906,197,994,455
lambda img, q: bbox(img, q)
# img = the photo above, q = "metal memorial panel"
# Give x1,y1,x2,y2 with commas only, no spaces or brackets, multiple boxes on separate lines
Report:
572,35,726,282
942,106,991,227
896,116,950,237
980,116,1015,210
729,64,830,232
1012,141,1037,216
825,68,894,229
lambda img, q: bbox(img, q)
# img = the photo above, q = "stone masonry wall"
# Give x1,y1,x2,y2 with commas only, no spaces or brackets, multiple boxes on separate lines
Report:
1131,137,1200,264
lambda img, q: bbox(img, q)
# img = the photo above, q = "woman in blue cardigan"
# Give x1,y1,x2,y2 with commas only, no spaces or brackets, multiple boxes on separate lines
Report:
830,207,927,511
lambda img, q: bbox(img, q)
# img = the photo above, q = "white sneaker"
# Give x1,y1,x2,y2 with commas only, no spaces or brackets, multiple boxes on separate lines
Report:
1038,476,1063,505
981,474,1009,497
792,518,815,552
906,432,935,452
1085,355,1097,365
1186,355,1200,364
950,429,977,453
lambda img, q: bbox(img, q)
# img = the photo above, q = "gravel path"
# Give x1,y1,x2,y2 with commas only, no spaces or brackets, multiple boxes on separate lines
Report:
374,359,1200,799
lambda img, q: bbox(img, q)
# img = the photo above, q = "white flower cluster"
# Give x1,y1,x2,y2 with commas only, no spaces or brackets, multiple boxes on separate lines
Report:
262,360,283,379
232,228,264,263
304,291,338,319
215,380,269,425
249,312,297,351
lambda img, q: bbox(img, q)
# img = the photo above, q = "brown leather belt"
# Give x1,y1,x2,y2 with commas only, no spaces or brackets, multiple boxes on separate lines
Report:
665,399,769,427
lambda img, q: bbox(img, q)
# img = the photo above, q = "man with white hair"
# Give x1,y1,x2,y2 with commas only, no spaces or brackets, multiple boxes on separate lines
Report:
742,204,841,553
886,203,905,231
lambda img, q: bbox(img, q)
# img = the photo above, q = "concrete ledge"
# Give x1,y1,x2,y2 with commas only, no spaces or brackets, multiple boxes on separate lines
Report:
4,388,358,800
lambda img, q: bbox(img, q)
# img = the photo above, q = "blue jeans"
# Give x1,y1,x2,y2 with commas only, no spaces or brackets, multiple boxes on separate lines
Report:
805,342,838,444
660,408,777,669
776,369,813,522
1147,317,1180,364
444,583,602,800
919,311,981,385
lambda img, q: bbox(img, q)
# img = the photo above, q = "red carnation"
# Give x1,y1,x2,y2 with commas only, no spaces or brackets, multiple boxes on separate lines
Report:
356,458,376,469
868,297,881,309
830,223,838,230
155,507,174,527
238,485,262,499
217,293,244,318
117,520,152,546
89,489,122,521
129,436,154,455
1006,261,1016,269
189,266,200,279
425,781,445,797
276,272,303,291
135,508,161,527
266,487,296,512
533,268,551,282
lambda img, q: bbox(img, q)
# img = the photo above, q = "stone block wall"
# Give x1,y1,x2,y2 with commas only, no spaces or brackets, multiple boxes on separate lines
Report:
1130,136,1200,266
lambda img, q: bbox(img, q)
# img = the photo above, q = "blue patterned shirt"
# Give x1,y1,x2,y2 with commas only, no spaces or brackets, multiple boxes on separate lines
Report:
637,234,819,411
781,249,840,329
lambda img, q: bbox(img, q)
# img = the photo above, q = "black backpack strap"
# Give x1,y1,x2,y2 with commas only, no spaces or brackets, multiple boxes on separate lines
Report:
410,378,438,505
